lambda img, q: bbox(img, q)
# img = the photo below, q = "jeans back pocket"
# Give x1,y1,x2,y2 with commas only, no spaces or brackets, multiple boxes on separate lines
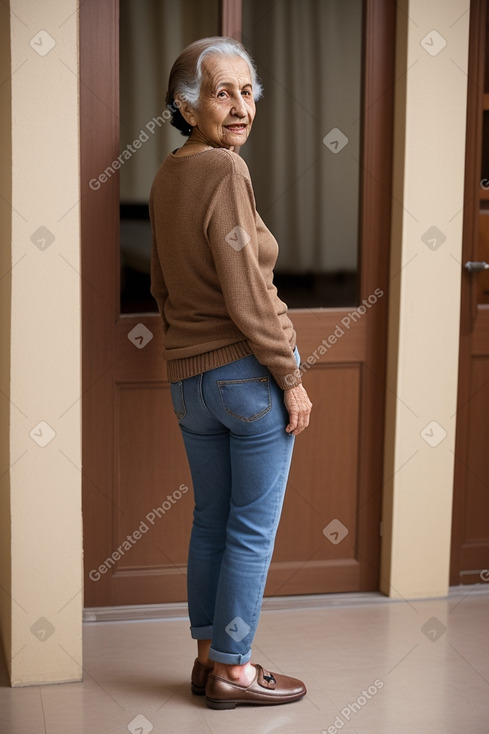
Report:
217,377,271,422
170,381,187,421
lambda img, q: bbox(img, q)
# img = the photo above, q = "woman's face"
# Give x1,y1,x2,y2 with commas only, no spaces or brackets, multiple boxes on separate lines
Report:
184,54,256,149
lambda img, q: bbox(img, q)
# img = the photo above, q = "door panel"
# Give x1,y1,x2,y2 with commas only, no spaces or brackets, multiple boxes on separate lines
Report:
462,361,489,543
113,383,192,604
81,0,395,607
451,0,489,584
266,364,361,595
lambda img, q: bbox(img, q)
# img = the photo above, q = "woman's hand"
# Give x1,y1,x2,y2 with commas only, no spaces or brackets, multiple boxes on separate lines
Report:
284,384,312,436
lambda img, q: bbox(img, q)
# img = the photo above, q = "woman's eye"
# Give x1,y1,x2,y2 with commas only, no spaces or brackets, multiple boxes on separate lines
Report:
217,91,227,98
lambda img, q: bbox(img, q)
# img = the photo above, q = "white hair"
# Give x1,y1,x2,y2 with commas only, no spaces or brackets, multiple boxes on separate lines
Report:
166,37,263,135
179,39,263,106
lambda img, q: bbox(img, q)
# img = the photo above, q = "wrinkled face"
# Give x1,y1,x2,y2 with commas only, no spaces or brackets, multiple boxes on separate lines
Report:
185,54,256,148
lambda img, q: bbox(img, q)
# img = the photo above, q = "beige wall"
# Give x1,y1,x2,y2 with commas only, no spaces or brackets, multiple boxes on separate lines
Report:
0,0,13,678
381,0,470,598
1,0,82,685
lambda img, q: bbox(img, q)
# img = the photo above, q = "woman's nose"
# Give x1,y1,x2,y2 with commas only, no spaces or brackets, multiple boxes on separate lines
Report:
232,95,247,117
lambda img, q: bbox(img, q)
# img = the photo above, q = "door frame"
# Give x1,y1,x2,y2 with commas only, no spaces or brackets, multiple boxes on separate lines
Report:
451,0,489,585
80,0,395,605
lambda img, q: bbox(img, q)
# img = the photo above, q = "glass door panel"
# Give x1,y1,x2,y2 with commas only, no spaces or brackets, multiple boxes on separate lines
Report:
241,0,363,307
119,0,220,313
119,0,363,312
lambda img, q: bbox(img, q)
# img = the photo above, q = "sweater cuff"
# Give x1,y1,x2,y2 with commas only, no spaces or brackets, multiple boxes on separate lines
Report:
273,370,302,391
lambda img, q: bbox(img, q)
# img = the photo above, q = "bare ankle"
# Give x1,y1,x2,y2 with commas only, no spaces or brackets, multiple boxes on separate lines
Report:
197,640,212,667
213,662,255,684
213,662,238,680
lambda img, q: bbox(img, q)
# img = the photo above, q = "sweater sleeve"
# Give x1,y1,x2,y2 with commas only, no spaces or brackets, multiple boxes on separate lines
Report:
204,167,301,390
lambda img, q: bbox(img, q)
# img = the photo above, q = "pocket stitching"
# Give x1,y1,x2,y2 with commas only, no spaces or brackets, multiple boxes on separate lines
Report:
171,381,186,421
217,377,271,422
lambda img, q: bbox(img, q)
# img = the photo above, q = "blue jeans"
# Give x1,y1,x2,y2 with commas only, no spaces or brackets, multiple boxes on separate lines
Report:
170,350,298,664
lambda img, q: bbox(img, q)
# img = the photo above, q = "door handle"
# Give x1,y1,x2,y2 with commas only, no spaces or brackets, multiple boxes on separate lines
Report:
464,261,489,273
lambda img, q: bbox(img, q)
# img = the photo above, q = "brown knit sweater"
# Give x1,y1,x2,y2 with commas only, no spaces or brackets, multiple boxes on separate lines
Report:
149,147,301,390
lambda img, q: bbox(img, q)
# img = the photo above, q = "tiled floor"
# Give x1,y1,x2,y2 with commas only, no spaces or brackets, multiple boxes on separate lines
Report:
1,588,489,733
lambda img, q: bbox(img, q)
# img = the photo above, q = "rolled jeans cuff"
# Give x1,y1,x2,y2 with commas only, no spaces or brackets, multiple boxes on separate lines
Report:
190,624,213,640
209,646,252,665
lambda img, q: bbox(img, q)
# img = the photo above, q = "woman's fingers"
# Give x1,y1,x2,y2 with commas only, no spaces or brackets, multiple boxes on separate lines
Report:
284,384,313,436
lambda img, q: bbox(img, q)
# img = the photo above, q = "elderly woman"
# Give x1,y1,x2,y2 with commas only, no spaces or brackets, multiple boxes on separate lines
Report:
150,37,312,710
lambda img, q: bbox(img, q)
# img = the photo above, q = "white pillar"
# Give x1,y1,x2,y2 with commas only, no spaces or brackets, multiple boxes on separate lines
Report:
381,0,470,598
0,0,82,685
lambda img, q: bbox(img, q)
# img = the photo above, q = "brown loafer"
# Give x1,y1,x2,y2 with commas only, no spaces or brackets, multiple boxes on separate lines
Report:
205,664,306,709
191,658,214,695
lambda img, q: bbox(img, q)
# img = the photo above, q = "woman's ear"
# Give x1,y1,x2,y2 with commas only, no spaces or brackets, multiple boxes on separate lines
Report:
176,94,197,128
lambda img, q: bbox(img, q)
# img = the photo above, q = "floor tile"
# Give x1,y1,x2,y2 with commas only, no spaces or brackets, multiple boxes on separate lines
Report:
0,684,46,734
0,590,488,733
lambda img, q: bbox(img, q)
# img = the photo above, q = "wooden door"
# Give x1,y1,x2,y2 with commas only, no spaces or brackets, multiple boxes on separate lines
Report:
81,0,395,607
451,0,489,585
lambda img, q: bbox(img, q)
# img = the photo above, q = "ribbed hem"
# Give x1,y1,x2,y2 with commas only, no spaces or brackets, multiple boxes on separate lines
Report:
273,371,302,391
166,341,253,382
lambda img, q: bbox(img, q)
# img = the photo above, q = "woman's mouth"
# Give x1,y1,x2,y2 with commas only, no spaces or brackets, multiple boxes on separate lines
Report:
225,124,248,134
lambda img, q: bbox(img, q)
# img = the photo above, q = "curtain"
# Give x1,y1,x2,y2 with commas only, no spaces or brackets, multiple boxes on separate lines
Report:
119,0,220,202
119,0,362,275
241,0,362,273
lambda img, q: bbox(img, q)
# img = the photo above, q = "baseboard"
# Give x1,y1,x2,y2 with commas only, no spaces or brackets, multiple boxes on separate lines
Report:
82,586,489,623
83,591,388,623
